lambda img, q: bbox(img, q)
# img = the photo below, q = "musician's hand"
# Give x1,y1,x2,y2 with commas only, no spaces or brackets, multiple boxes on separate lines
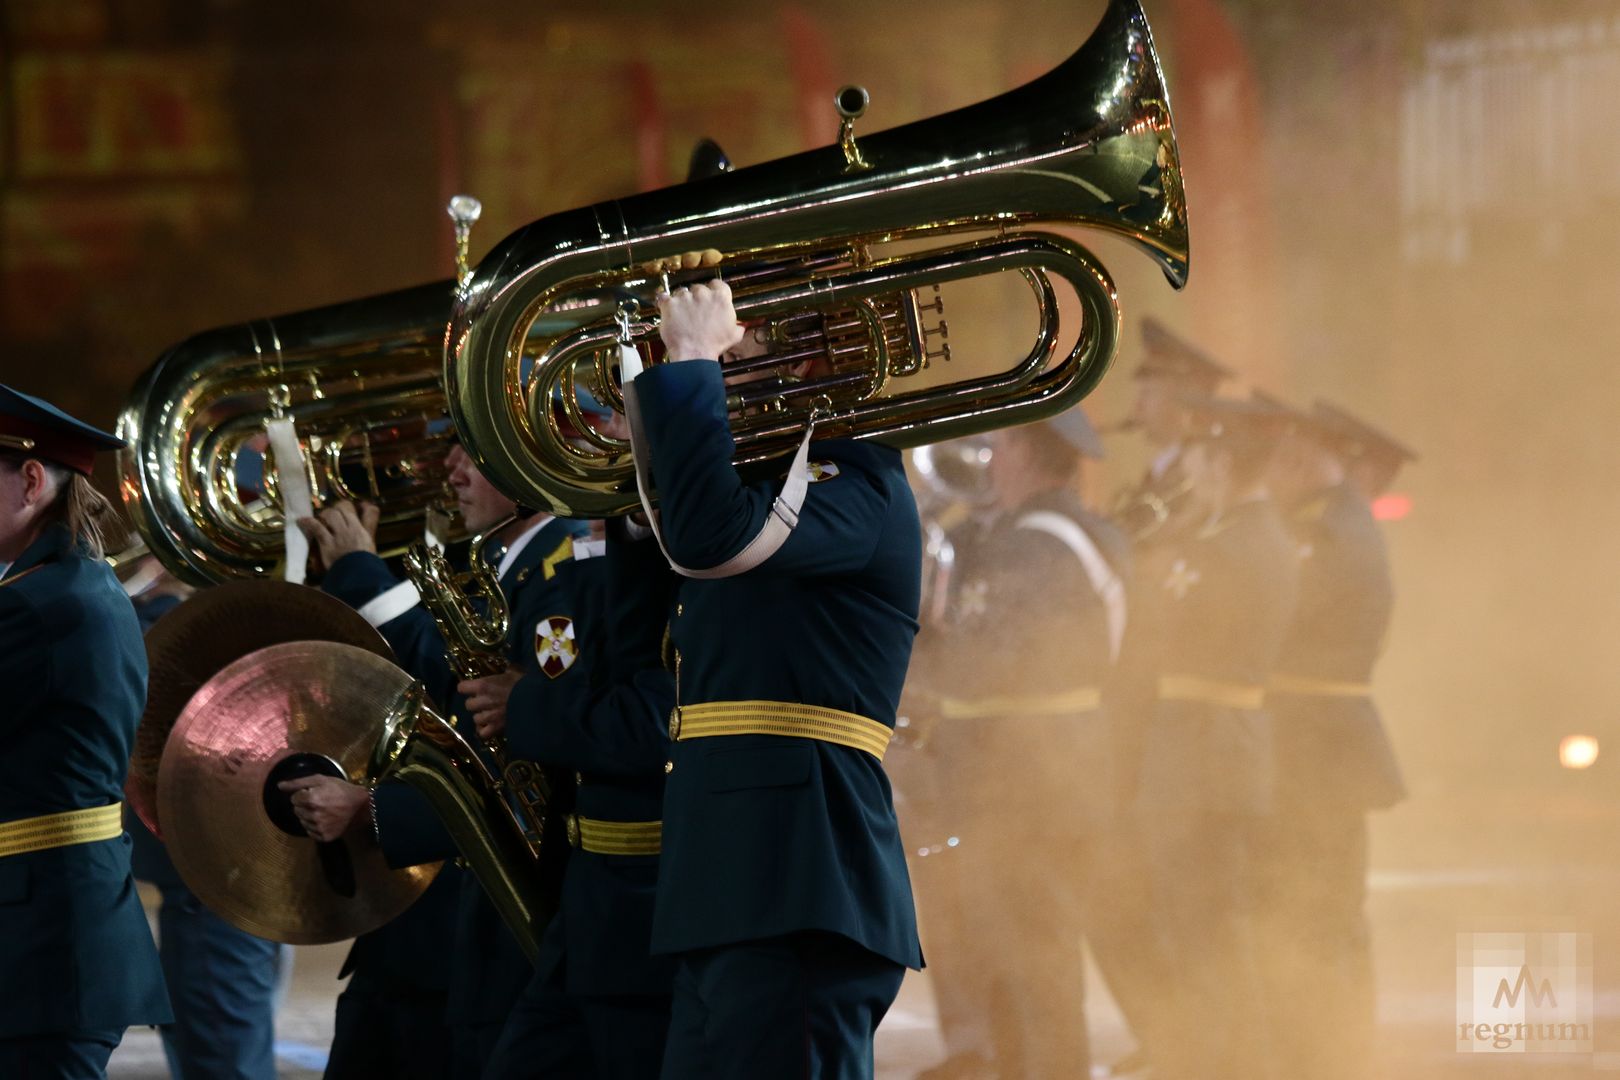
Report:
298,500,380,566
278,775,372,843
641,249,723,276
657,279,745,362
461,668,524,740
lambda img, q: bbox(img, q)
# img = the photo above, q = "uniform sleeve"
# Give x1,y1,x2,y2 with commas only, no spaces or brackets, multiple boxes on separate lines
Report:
322,551,458,713
516,668,675,779
0,590,46,743
372,780,459,868
632,361,886,577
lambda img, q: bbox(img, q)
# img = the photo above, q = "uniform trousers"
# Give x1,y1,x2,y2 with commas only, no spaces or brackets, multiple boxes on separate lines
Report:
155,883,282,1080
1140,806,1273,1080
659,931,905,1080
484,958,670,1079
0,1030,122,1080
913,826,1091,1077
324,973,451,1080
1254,809,1374,1080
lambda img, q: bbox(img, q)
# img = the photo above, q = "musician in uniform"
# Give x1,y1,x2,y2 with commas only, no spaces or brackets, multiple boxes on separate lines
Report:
1109,317,1233,545
1310,400,1418,505
484,515,679,1079
0,384,171,1078
630,278,924,1078
1255,401,1406,1080
1122,396,1298,1080
904,409,1128,1078
286,436,589,1078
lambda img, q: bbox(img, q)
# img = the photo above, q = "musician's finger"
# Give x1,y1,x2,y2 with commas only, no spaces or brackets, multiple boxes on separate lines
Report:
700,248,722,267
359,501,381,535
279,776,324,793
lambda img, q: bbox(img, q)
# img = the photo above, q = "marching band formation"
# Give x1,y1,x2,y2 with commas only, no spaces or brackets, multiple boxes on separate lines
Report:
0,2,1417,1078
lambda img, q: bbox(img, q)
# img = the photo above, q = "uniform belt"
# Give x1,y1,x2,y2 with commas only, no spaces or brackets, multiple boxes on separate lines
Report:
1157,675,1266,710
1267,674,1373,698
939,688,1102,720
671,700,893,761
565,814,662,856
0,803,124,858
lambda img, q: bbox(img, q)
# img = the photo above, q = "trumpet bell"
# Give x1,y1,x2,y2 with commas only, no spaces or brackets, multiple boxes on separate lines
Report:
448,0,1188,518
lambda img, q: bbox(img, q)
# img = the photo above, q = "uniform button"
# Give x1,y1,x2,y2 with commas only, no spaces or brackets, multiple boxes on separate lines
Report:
516,567,532,583
664,760,674,774
574,770,584,787
676,603,684,617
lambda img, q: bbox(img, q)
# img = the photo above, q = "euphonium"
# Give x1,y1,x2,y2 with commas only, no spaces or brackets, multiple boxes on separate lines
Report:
449,0,1189,516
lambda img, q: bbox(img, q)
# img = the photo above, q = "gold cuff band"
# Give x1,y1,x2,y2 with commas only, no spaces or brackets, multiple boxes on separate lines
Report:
939,687,1102,720
1267,674,1373,698
1157,675,1265,710
0,803,123,858
672,700,893,761
566,815,662,856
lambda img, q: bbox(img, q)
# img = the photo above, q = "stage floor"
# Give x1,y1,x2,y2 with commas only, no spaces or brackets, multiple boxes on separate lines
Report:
107,786,1620,1078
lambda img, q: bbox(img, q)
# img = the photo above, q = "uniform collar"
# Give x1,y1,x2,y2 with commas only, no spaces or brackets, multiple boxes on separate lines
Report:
493,515,585,586
2,521,73,580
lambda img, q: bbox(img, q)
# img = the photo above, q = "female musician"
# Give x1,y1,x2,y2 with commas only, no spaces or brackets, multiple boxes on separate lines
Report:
0,384,170,1078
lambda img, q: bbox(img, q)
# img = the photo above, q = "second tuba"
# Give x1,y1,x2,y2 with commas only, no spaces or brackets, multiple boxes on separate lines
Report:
449,0,1189,517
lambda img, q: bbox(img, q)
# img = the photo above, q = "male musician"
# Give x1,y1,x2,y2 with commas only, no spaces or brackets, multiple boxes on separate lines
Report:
0,384,171,1078
287,437,589,1078
1255,403,1405,1080
484,516,679,1079
632,278,923,1078
1122,396,1298,1080
905,409,1128,1078
1310,400,1418,504
1110,317,1233,544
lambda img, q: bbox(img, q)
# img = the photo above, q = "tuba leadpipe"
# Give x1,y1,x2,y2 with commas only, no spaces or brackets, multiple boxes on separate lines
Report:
449,0,1188,517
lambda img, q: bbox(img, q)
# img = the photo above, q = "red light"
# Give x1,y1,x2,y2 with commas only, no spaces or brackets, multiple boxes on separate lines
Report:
1372,493,1412,522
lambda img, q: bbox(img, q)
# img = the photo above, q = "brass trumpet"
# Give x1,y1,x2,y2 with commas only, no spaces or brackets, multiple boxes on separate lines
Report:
449,0,1189,517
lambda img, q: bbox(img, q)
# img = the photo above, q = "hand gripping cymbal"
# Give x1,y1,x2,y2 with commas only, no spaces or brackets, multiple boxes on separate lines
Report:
129,580,394,837
158,640,437,945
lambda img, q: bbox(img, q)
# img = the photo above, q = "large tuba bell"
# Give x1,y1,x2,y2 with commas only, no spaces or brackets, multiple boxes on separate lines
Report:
449,0,1189,517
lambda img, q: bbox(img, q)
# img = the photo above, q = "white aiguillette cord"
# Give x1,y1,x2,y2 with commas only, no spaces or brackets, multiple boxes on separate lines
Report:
263,416,315,584
618,330,814,580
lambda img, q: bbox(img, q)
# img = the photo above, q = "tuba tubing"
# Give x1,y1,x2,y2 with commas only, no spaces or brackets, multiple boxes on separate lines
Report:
119,282,457,585
369,682,554,963
449,0,1188,517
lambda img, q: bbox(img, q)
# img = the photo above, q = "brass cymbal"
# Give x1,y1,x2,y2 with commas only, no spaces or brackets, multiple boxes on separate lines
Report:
129,580,393,837
158,640,437,944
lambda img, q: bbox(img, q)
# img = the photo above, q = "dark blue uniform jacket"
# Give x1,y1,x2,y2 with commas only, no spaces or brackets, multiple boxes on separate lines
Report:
633,360,924,970
323,515,587,1024
513,527,677,998
0,524,171,1036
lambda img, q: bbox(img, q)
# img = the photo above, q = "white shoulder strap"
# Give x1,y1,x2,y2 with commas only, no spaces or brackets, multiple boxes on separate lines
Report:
621,350,814,580
264,416,313,585
1015,510,1127,662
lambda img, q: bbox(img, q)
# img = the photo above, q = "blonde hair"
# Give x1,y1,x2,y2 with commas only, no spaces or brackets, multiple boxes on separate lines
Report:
2,455,127,560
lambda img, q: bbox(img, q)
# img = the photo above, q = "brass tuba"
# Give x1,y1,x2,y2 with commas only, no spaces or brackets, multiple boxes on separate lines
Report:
448,0,1189,517
118,283,459,584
